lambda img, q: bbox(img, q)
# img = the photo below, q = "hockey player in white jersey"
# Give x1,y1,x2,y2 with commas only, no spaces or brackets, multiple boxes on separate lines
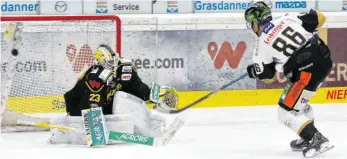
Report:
48,45,182,146
244,2,333,158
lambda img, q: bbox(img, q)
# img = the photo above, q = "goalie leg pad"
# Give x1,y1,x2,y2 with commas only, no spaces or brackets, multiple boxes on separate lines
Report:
113,91,153,136
105,114,135,144
113,91,151,119
149,113,166,137
48,114,135,145
112,91,170,137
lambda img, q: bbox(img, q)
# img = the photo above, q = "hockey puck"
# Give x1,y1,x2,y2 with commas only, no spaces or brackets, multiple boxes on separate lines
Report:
11,49,18,56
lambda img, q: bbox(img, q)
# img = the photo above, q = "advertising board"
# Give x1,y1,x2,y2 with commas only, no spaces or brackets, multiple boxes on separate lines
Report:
1,13,346,114
122,30,256,91
83,0,152,14
316,0,343,12
1,0,39,15
194,0,252,13
153,0,194,14
268,0,316,12
40,0,82,15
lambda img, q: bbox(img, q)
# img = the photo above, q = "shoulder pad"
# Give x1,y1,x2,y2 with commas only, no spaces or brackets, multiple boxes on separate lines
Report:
297,9,324,33
119,58,132,64
98,68,113,82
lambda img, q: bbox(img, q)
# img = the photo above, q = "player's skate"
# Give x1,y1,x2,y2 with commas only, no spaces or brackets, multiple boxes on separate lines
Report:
290,138,309,151
303,132,334,158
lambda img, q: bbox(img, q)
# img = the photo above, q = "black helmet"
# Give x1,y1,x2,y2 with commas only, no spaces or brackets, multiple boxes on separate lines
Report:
244,1,272,29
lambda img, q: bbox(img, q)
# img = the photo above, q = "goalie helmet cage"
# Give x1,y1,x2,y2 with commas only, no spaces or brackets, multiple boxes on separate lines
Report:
0,15,121,132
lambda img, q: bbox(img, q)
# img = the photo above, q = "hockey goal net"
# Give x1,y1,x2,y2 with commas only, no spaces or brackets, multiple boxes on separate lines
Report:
0,15,121,132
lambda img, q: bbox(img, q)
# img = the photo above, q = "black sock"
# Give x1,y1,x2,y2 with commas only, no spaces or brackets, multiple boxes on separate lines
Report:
299,122,318,141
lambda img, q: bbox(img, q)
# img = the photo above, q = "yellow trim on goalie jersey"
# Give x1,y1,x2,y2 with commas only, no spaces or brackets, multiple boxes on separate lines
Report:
5,87,346,114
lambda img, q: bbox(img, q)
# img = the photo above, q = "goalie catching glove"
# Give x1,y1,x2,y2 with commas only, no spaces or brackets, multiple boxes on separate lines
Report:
149,82,179,111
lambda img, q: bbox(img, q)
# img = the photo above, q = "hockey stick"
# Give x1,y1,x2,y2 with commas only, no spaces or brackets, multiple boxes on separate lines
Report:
17,117,184,147
17,119,84,132
154,73,249,114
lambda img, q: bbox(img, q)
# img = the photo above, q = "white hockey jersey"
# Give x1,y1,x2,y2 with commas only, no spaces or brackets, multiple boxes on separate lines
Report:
254,13,315,74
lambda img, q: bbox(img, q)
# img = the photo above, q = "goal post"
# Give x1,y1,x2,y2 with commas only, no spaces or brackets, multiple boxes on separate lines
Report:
0,15,122,132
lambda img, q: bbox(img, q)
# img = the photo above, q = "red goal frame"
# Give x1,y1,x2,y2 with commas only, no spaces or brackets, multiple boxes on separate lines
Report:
1,15,122,55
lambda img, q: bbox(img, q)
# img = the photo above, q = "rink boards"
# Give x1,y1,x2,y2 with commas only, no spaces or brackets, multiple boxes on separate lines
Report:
6,86,347,114
2,13,347,114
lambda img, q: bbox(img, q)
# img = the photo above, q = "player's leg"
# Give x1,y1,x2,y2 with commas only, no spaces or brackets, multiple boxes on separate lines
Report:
278,74,319,151
289,103,314,151
279,50,333,157
278,71,331,151
300,52,334,157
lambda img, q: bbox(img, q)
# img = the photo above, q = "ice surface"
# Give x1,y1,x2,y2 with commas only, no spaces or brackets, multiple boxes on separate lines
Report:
1,104,346,159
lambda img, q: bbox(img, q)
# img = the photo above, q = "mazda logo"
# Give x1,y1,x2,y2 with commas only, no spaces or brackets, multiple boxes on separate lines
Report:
55,1,67,12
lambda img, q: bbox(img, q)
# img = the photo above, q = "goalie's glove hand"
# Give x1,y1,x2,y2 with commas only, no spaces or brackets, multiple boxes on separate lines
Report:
149,82,179,110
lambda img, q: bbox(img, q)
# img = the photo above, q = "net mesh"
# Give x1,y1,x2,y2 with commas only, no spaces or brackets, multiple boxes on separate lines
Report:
0,15,121,132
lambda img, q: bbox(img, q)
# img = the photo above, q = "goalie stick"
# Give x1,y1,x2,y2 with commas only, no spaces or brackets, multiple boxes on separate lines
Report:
154,73,249,114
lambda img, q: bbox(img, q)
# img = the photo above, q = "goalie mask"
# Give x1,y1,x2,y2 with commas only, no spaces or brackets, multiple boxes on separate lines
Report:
94,44,120,70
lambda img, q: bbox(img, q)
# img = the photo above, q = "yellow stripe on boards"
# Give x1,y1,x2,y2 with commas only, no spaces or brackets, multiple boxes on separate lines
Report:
5,87,346,114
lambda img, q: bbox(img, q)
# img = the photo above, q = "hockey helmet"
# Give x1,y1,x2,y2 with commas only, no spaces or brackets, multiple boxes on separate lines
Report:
94,44,120,70
245,1,272,34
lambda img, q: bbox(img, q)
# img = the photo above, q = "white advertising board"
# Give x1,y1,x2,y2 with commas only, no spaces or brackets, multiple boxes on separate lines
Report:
83,0,152,14
194,0,252,13
317,0,343,12
1,0,39,15
152,0,194,14
268,0,316,12
40,0,82,15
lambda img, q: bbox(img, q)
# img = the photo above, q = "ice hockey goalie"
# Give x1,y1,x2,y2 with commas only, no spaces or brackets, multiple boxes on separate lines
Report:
48,44,181,145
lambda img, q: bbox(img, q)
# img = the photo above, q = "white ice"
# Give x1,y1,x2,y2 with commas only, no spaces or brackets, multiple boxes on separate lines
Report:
1,104,346,159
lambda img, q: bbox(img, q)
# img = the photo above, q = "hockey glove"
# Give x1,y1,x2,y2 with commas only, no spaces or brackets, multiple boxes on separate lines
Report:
246,64,258,79
149,82,179,110
247,62,277,83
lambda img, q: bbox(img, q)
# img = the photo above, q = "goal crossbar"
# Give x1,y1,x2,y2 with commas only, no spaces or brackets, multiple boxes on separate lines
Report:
1,15,122,55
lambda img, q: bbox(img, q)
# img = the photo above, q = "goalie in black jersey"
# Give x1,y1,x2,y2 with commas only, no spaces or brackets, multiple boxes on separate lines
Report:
64,44,152,116
64,44,178,117
48,44,182,145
